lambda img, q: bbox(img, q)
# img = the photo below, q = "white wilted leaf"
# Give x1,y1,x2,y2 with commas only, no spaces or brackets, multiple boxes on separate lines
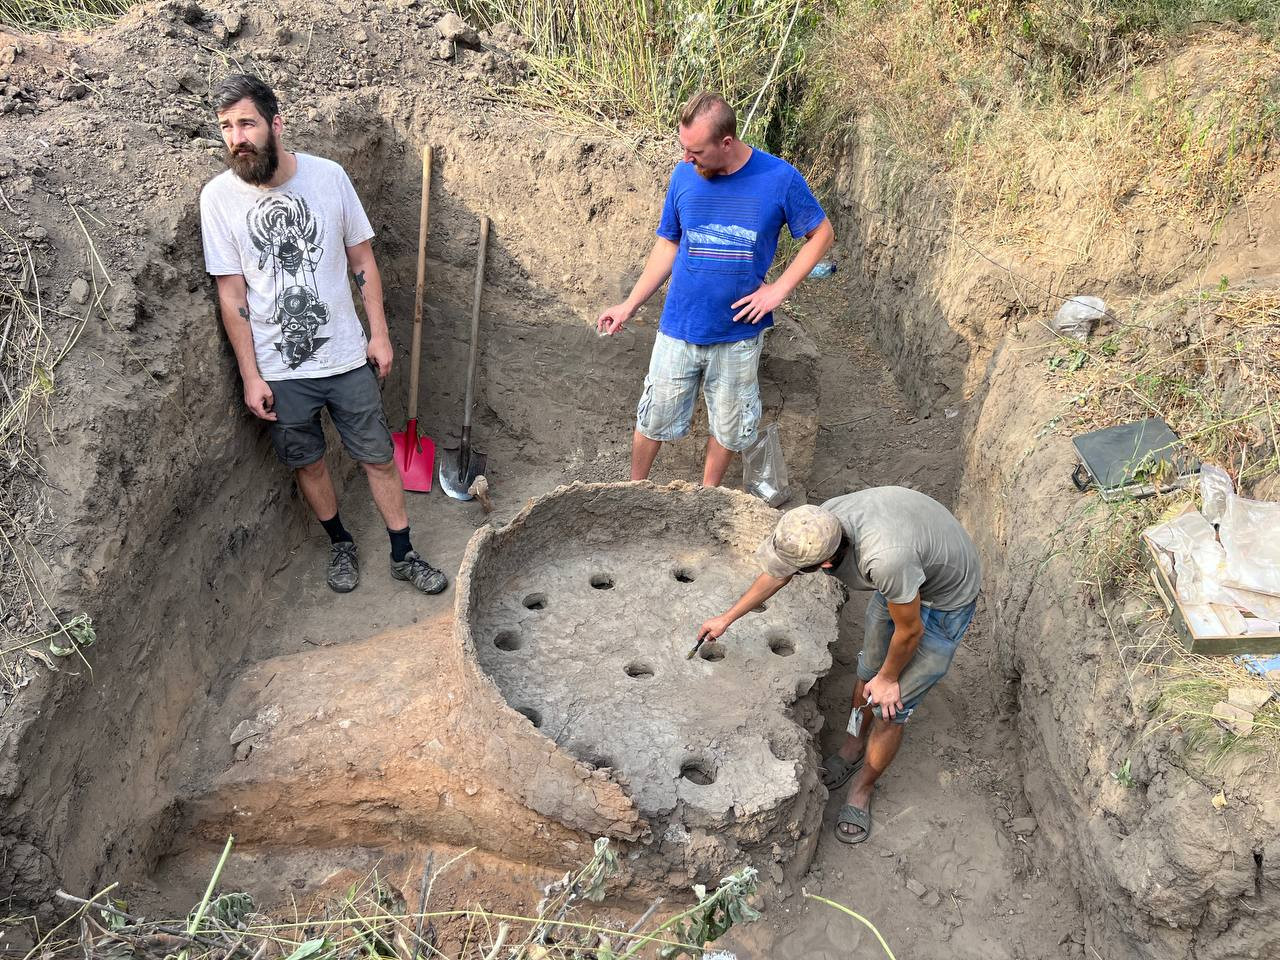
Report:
25,648,57,670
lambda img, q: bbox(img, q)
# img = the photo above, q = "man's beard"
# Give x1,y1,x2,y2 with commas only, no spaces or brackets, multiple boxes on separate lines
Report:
227,135,279,185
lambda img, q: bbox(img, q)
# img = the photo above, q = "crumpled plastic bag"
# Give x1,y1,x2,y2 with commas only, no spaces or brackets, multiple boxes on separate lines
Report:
1145,509,1235,606
1199,463,1234,525
742,422,789,507
1051,295,1106,341
1221,490,1280,597
1196,464,1280,597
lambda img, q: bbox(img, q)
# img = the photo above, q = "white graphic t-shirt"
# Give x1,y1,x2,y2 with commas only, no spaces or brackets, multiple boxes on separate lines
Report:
200,153,375,380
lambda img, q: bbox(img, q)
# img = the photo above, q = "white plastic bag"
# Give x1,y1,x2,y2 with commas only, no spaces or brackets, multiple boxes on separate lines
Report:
1052,296,1106,341
743,422,789,507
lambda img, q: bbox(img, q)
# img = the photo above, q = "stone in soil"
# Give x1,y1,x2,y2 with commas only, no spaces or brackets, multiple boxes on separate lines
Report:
436,11,480,47
1211,701,1255,736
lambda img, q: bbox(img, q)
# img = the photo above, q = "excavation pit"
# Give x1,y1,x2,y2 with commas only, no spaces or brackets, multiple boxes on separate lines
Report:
456,481,844,885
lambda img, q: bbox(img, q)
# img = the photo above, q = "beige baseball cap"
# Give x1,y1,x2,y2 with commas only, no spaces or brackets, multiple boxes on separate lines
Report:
755,504,843,578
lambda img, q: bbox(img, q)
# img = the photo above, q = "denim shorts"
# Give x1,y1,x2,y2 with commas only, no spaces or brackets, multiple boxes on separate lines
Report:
856,592,977,725
265,363,394,468
635,331,763,452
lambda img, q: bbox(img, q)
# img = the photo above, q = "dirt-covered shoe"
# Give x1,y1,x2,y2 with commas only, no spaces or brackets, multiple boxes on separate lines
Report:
390,550,449,595
327,541,360,593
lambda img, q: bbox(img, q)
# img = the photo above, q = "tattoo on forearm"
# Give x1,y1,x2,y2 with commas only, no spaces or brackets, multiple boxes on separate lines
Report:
237,306,250,321
354,270,367,291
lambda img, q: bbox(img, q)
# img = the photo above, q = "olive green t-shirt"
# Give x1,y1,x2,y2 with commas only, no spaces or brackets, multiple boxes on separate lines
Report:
822,486,981,610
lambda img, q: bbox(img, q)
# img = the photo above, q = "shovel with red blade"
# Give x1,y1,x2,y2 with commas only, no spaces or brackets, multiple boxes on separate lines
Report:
392,144,436,492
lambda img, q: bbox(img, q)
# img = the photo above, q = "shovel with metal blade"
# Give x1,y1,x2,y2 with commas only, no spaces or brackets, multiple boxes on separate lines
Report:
391,144,436,492
439,215,489,500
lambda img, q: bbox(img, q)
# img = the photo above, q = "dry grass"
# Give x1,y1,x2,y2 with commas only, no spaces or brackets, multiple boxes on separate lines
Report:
796,4,1280,773
4,840,786,960
1051,283,1278,628
798,3,1280,247
0,0,136,30
1045,285,1280,766
458,0,826,146
1051,286,1280,488
1147,651,1280,765
958,40,1280,247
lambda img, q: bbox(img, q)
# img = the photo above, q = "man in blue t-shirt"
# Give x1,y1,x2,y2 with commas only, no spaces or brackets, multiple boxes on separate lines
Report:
597,91,834,485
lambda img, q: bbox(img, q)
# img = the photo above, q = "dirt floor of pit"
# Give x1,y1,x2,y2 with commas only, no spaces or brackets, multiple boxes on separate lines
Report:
126,268,1087,960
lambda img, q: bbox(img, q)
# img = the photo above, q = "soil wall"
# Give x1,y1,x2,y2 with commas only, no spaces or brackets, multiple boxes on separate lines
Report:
0,4,822,908
824,116,1280,957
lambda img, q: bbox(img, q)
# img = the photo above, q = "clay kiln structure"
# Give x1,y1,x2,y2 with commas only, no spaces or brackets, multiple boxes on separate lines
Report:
455,482,844,888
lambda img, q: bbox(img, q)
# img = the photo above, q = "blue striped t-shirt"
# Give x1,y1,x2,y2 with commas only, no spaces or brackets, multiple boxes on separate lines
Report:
655,149,826,344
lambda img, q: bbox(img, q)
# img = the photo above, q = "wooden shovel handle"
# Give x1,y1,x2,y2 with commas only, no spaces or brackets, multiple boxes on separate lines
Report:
408,144,432,421
461,216,489,432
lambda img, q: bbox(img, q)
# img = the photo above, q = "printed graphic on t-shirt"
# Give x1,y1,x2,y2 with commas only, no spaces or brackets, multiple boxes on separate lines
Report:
684,197,759,272
246,193,331,369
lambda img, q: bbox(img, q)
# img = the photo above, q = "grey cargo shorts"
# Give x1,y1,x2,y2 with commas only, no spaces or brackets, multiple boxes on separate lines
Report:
265,363,394,468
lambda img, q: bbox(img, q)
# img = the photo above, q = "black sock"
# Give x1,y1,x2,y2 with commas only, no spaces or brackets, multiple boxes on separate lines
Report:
388,526,413,562
320,513,353,545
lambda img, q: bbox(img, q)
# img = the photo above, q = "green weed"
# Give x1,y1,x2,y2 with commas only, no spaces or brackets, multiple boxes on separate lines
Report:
1110,758,1136,786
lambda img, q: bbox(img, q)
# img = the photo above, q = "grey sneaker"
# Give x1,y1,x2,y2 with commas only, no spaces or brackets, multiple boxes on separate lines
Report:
391,550,449,595
327,541,359,593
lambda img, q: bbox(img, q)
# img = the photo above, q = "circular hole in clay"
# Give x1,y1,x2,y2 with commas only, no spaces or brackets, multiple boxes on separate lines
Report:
698,643,725,662
516,706,542,728
768,737,796,762
582,752,615,770
679,759,716,786
624,662,655,679
493,631,522,652
590,573,615,590
673,567,697,583
523,593,547,610
768,636,795,657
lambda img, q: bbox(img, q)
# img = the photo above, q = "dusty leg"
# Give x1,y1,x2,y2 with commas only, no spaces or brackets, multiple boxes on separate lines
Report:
362,460,409,531
837,676,873,764
295,458,339,521
702,436,735,487
631,430,662,481
839,719,906,840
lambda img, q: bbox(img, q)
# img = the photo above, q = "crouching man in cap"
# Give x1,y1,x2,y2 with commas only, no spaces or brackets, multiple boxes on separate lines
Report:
696,487,981,843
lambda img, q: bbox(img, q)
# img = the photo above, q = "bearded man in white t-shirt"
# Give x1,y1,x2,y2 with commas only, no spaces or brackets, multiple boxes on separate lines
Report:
199,74,447,596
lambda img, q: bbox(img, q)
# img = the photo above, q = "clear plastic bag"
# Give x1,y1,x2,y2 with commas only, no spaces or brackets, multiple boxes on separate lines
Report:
1145,509,1235,605
1220,491,1280,597
1199,463,1234,525
1186,464,1280,597
743,422,789,507
1051,295,1106,341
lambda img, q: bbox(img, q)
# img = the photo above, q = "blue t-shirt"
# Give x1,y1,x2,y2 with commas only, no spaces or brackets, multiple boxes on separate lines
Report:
655,149,826,345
